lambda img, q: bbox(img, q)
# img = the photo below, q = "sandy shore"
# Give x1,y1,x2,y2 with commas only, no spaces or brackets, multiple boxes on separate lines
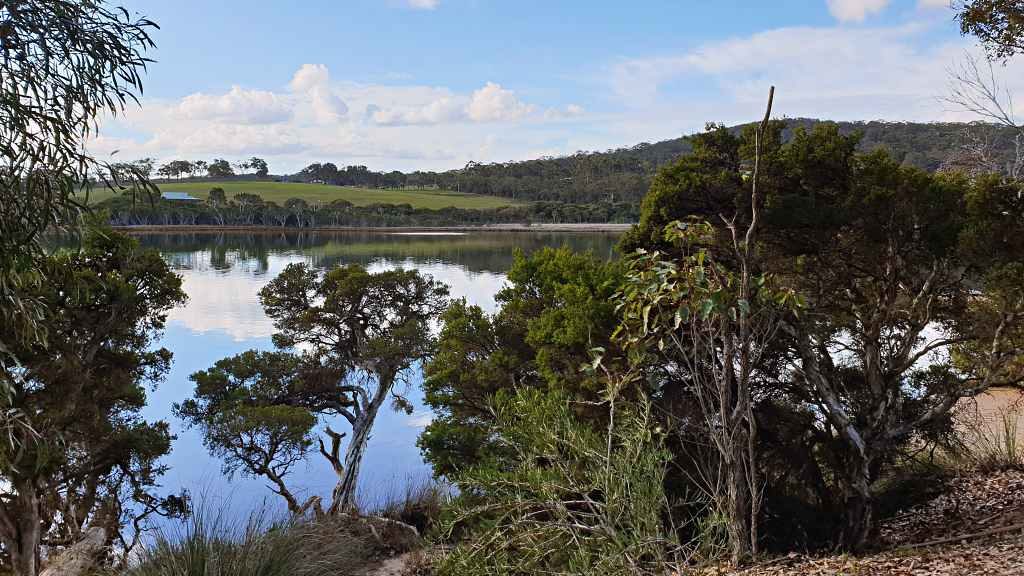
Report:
112,223,633,234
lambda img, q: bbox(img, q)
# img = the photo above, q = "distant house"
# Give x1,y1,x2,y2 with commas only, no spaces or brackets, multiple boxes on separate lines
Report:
161,191,200,202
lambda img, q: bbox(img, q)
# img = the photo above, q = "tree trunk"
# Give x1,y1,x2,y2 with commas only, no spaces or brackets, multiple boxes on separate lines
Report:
726,440,753,566
840,456,873,551
10,480,41,576
330,413,374,514
328,373,393,515
39,527,107,576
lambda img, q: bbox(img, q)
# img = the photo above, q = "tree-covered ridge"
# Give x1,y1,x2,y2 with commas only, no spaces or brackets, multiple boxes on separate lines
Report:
287,120,1020,205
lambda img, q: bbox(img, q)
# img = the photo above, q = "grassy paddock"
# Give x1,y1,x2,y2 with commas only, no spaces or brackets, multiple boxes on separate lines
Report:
85,180,517,210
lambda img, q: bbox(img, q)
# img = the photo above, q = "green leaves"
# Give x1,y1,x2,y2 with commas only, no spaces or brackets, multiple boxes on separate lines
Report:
421,248,624,477
0,227,185,555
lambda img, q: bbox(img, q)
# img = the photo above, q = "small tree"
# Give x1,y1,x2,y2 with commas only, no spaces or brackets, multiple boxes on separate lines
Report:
207,159,234,178
616,89,780,565
623,120,1024,551
177,351,335,515
249,157,270,177
181,264,448,515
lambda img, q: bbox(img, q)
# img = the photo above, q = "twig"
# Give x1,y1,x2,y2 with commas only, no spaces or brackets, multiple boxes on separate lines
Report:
896,522,1024,550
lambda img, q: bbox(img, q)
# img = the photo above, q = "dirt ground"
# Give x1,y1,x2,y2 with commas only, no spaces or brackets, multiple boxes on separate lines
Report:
702,470,1024,576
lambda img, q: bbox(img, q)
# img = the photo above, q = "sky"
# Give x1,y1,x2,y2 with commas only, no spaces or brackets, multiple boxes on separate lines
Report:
92,0,1024,174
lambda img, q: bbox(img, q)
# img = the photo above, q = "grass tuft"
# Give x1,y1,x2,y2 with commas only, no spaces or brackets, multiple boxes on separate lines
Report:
126,502,404,576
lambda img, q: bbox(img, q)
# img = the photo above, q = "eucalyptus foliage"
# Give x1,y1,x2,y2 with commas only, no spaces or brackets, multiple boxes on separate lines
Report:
0,1,158,364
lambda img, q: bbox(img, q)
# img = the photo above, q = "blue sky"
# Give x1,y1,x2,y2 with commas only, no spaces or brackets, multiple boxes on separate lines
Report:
95,0,1019,173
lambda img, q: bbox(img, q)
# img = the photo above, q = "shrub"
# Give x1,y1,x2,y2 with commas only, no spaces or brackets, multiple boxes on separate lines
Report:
959,409,1024,472
364,477,451,536
435,388,684,576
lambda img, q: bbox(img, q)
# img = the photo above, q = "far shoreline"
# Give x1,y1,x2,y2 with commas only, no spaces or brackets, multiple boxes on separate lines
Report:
112,222,633,234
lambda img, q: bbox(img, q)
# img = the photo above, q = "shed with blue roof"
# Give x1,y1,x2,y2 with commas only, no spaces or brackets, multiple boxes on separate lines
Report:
161,191,200,202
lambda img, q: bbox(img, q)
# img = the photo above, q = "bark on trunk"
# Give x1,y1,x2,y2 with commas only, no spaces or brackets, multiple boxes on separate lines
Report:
330,413,374,514
726,442,753,566
39,526,107,576
840,456,874,551
11,480,41,576
328,372,393,515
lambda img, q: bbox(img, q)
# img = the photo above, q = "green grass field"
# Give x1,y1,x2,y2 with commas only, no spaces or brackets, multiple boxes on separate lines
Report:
87,180,517,210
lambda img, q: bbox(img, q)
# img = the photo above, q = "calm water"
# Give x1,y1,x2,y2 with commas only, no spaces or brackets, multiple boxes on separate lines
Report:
136,230,620,511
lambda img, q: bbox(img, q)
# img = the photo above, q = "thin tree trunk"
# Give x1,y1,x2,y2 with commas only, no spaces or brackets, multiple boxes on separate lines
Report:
11,479,41,576
727,440,753,565
329,372,393,515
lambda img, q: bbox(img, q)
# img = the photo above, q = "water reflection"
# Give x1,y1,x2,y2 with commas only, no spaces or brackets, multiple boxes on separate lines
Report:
140,231,620,511
138,230,620,275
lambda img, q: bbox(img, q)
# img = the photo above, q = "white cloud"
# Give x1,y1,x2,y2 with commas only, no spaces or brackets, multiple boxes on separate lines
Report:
826,0,890,22
406,411,433,428
597,21,1024,155
407,0,439,9
309,86,349,121
177,86,291,124
918,0,950,7
289,63,330,93
466,82,533,122
544,103,585,120
371,95,464,125
88,65,565,172
288,63,348,122
367,82,535,126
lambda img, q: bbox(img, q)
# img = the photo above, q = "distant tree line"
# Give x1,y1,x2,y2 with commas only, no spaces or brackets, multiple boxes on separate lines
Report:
96,189,638,227
135,156,271,180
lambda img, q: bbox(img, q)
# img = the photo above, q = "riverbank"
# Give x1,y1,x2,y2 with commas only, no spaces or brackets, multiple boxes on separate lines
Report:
112,222,633,233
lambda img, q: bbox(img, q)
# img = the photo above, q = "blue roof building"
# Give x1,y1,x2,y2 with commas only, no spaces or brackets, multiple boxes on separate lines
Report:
161,191,200,202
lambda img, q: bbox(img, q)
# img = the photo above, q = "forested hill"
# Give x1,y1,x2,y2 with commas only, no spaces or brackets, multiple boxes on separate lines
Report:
292,119,1017,205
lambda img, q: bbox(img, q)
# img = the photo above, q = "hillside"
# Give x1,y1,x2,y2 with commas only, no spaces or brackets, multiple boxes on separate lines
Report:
88,181,516,210
290,119,1018,207
92,120,1017,215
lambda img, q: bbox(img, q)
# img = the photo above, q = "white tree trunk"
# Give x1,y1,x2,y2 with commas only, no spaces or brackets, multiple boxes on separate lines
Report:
329,374,393,514
39,527,107,576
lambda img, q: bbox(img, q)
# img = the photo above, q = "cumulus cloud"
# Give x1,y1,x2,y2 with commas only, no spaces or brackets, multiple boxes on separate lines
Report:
177,85,292,124
407,0,439,9
87,64,566,172
289,63,330,93
289,63,348,121
826,0,890,22
466,82,534,122
367,82,535,126
371,95,464,125
918,0,951,7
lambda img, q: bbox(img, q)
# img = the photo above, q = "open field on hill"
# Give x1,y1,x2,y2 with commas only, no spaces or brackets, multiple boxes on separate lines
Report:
86,180,518,210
